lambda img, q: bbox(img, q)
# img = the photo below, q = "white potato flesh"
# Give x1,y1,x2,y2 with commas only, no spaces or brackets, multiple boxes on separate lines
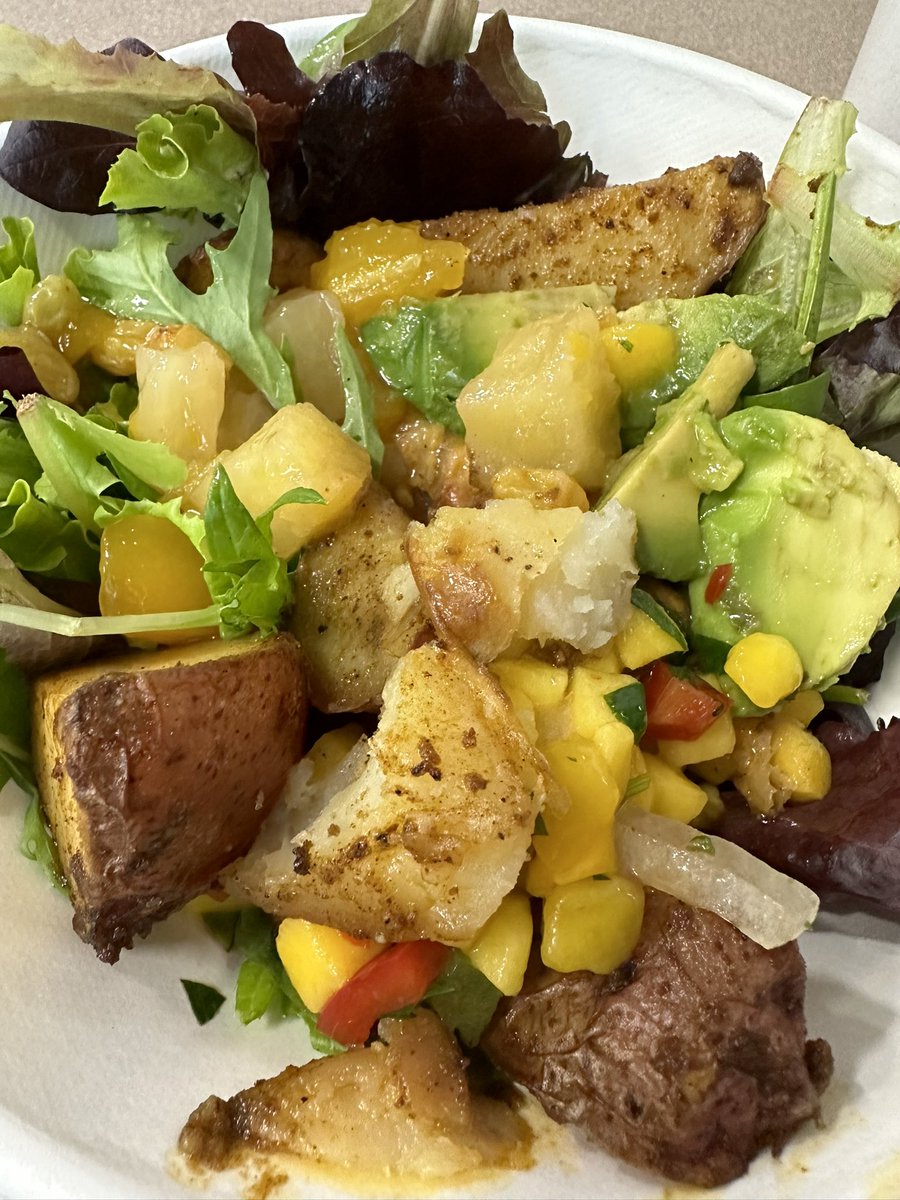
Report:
455,307,620,488
131,324,228,465
407,498,637,661
232,642,550,944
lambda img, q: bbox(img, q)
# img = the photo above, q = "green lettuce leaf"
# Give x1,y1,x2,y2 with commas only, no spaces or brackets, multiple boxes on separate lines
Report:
0,24,254,138
0,418,41,495
66,173,294,408
425,950,502,1046
0,648,34,796
730,98,900,342
202,466,323,638
0,217,39,327
101,105,259,226
336,328,384,472
16,392,186,532
0,478,98,581
620,294,811,445
300,0,477,80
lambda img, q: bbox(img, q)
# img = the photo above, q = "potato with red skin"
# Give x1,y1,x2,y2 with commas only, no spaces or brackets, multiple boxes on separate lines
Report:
32,634,307,962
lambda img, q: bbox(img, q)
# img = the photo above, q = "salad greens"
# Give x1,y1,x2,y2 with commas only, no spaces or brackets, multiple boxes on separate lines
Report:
181,979,226,1026
335,327,385,471
0,217,39,327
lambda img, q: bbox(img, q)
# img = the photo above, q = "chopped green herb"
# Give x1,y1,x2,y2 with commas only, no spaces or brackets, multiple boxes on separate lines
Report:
591,873,610,881
687,833,715,855
20,796,66,891
630,587,689,651
425,950,502,1047
181,979,226,1026
617,337,634,353
607,682,648,740
623,774,650,800
534,812,548,837
235,959,279,1025
690,633,732,674
201,907,240,952
822,684,869,706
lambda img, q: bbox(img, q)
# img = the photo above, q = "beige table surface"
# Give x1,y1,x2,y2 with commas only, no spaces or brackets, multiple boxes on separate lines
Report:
0,0,879,100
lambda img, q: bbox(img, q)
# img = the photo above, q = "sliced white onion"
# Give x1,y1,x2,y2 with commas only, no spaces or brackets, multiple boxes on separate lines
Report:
615,804,819,950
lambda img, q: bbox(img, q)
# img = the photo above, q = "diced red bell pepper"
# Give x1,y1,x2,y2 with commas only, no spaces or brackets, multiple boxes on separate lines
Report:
317,939,450,1045
704,563,733,605
642,660,730,742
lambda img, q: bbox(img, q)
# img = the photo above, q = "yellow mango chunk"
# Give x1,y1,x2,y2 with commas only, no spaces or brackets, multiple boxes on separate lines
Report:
779,690,824,727
616,605,683,670
523,850,555,898
725,632,804,709
770,716,832,802
99,513,215,645
276,917,384,1014
464,892,533,996
582,642,623,674
309,219,467,325
534,736,620,884
643,753,707,823
657,709,736,768
541,875,645,974
491,657,569,712
598,321,679,393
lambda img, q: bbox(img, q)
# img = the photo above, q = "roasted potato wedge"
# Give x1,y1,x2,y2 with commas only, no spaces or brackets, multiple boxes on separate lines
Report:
33,634,307,962
421,154,766,307
232,642,553,944
290,484,429,712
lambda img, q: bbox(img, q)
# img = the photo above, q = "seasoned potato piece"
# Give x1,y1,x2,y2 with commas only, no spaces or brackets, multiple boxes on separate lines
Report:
421,154,766,308
232,643,551,944
180,1011,531,1181
291,484,429,712
33,635,307,962
407,499,637,661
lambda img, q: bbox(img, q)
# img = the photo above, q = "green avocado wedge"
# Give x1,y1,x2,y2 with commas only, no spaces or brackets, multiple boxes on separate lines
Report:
690,406,900,688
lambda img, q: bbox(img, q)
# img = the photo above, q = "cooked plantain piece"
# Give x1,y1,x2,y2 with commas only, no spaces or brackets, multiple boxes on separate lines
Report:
33,634,307,962
421,154,766,307
290,484,429,712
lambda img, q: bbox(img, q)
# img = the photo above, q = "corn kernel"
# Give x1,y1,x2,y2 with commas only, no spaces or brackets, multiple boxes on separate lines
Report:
643,753,707,823
657,710,736,767
598,321,679,393
541,875,645,974
276,918,384,1014
534,736,620,884
309,219,467,325
770,716,832,802
724,632,804,709
99,513,215,645
779,690,824,727
464,892,533,995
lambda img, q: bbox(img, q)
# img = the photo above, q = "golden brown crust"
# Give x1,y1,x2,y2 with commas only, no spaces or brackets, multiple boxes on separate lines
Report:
421,154,766,307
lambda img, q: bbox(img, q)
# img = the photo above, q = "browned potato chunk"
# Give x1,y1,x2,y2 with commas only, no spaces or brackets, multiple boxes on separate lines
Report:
290,484,429,712
33,634,307,962
421,154,766,308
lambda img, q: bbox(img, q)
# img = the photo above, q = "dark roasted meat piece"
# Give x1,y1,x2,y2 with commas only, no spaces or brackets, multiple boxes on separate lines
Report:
481,891,831,1187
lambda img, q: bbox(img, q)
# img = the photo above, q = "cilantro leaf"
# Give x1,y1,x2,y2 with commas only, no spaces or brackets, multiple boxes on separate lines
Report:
19,796,66,890
235,959,279,1024
65,173,295,408
425,950,502,1046
181,979,226,1025
101,105,259,226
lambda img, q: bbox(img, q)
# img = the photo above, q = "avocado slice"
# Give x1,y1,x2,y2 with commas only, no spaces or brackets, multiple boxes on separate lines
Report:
598,343,754,581
359,284,614,433
690,406,900,687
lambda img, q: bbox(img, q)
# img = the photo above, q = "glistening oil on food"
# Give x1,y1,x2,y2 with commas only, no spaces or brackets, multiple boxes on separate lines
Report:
0,0,899,1195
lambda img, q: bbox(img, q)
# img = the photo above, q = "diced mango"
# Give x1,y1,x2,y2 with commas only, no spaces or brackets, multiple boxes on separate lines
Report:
779,690,824,727
522,850,556,898
464,891,533,996
724,632,804,709
657,709,736,767
643,753,708,823
564,667,635,734
185,403,371,558
541,875,645,974
276,917,384,1014
534,736,620,884
770,715,832,802
309,219,467,325
590,719,636,796
582,642,623,674
615,605,684,669
692,783,726,830
491,657,569,712
598,321,679,393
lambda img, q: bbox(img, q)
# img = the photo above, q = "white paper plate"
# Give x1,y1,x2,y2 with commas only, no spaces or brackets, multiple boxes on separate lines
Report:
2,15,900,1200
